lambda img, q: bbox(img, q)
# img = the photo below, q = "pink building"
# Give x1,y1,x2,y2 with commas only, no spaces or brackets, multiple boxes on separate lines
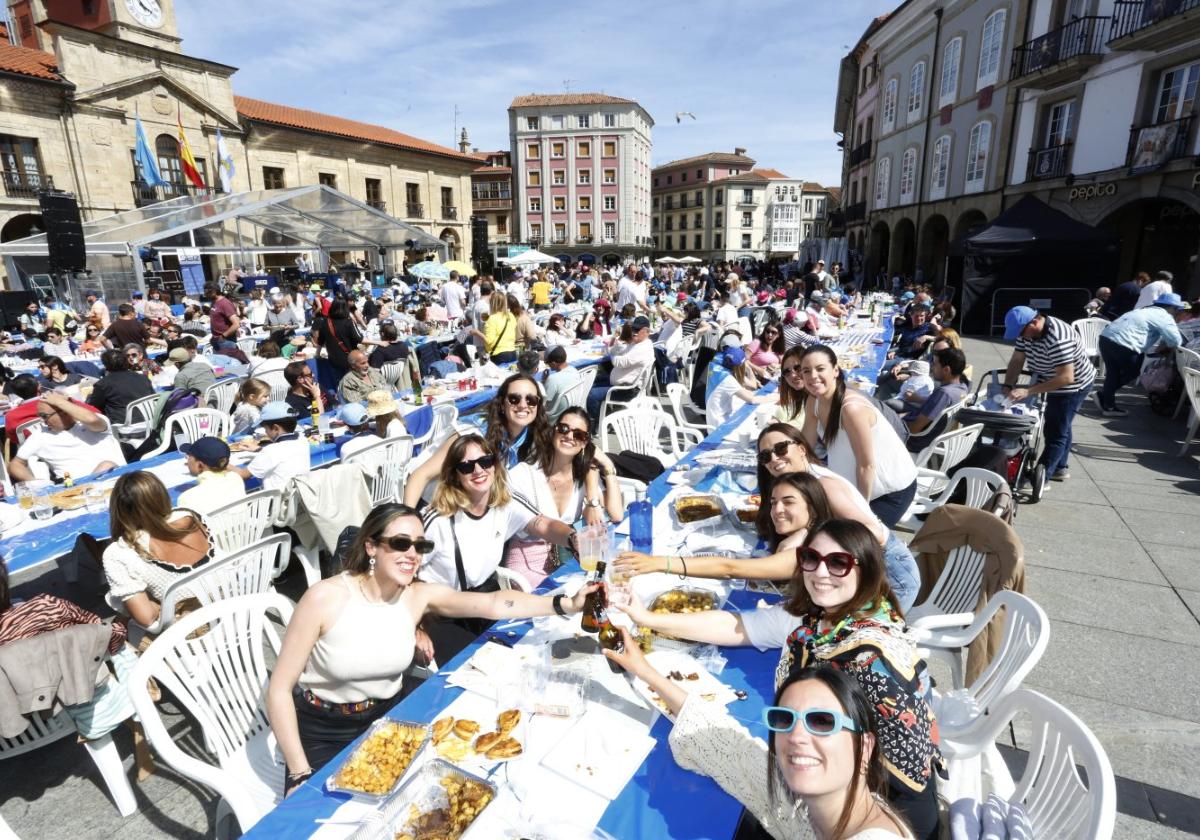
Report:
508,93,654,265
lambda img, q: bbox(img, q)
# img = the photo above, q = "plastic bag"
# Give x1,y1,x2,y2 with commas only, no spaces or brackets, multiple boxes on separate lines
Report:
1140,358,1175,394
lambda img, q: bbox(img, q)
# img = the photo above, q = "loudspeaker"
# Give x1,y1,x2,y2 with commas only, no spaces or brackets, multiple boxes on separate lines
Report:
0,291,38,332
38,191,86,274
471,216,488,263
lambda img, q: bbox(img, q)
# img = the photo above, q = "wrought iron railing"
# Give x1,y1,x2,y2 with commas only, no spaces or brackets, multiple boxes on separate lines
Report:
1027,142,1072,180
1110,0,1199,41
3,171,52,199
442,206,458,220
848,140,873,167
1125,114,1194,170
405,202,424,218
131,180,214,207
1011,16,1107,79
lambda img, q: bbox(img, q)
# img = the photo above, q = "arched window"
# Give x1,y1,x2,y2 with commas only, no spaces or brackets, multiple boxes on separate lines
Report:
930,135,952,200
874,157,891,208
977,10,1007,90
882,78,899,133
965,121,992,193
899,148,918,204
155,134,183,185
907,62,926,121
939,38,962,108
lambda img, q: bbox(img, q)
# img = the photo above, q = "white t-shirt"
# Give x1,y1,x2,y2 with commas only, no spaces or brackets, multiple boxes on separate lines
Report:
17,415,126,478
705,373,745,428
616,278,644,310
506,280,528,308
739,603,804,651
249,356,289,378
508,462,584,526
176,470,247,517
419,495,539,589
1136,280,1172,309
247,432,312,491
339,431,382,460
716,303,739,327
441,281,467,319
610,337,655,386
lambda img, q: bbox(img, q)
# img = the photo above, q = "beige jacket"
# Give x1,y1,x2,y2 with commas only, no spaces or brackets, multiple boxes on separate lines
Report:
0,622,111,737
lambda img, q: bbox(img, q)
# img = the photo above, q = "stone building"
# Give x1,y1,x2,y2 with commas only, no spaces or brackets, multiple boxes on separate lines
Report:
0,0,478,287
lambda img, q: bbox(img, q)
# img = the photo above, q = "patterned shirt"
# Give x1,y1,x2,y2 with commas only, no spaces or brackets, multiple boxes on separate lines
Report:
0,595,126,655
1014,315,1095,394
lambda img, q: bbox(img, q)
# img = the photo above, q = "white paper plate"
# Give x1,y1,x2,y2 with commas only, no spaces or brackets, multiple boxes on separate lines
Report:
629,649,737,722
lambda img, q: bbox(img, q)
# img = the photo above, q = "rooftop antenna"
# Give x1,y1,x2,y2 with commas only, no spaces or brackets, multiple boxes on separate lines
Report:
563,78,577,92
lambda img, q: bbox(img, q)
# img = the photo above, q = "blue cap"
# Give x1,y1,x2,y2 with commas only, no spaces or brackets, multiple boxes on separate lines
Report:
339,403,369,426
1154,292,1188,310
723,346,746,367
1004,306,1039,341
179,436,230,468
900,291,916,301
259,401,299,424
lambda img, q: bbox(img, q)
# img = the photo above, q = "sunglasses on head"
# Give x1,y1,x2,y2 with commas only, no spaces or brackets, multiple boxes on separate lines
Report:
505,392,541,407
796,547,859,577
555,422,589,444
757,440,797,464
762,706,859,736
454,454,497,475
375,535,435,554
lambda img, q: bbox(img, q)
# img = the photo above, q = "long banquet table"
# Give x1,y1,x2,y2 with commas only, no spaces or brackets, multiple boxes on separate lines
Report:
241,312,894,839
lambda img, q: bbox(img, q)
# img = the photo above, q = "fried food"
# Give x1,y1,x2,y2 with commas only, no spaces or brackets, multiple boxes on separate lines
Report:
434,737,471,762
674,495,722,523
329,721,424,795
484,736,523,760
431,716,455,743
394,774,494,840
473,731,502,753
650,589,717,615
452,719,479,740
496,708,520,735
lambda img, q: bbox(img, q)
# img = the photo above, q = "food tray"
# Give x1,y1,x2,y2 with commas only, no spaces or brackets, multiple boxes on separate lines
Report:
672,493,726,525
352,758,497,840
325,718,430,802
643,587,720,653
693,449,759,473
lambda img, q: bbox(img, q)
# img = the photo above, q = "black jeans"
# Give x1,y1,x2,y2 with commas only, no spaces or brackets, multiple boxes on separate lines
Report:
490,350,517,365
888,775,940,840
1098,335,1142,410
869,480,918,529
288,687,403,792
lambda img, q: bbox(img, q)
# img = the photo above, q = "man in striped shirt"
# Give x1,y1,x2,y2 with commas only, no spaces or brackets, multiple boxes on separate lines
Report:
1003,306,1096,482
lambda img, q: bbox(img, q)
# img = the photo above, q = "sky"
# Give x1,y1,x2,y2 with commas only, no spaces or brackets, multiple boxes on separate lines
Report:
176,0,896,186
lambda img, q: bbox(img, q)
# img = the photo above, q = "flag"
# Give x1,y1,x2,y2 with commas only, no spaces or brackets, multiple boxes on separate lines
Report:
215,127,235,193
134,111,169,187
176,112,206,189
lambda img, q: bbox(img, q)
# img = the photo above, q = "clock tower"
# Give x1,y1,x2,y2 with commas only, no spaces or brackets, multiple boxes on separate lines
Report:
6,0,182,51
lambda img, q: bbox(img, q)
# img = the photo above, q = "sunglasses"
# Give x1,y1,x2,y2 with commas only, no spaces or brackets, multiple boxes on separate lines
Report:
454,454,497,475
757,440,797,464
762,706,859,736
796,547,859,578
375,535,435,554
505,393,542,407
781,365,803,378
555,422,590,444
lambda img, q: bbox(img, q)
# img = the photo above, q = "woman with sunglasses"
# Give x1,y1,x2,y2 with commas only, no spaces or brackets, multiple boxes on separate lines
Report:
795,346,918,529
505,408,624,588
417,434,578,660
602,643,913,840
36,355,82,389
748,322,785,379
755,423,918,612
403,373,552,506
616,519,938,837
122,343,161,377
267,502,598,796
79,324,105,355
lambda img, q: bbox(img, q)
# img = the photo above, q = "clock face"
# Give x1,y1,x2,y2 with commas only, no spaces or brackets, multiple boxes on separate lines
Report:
125,0,164,28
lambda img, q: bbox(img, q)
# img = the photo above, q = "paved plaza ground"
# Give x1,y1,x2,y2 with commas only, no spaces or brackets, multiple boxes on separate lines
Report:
1,336,1197,839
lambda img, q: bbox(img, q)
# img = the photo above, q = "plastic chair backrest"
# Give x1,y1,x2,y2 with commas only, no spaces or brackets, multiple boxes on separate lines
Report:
495,566,531,593
1185,366,1200,414
342,436,414,506
429,403,459,445
204,376,243,415
0,704,75,758
967,591,1049,712
128,593,293,834
236,337,259,356
380,361,407,388
559,366,598,411
14,419,41,442
1070,317,1107,355
1176,346,1200,374
205,489,282,558
915,423,983,473
165,408,232,449
948,467,1007,510
257,369,290,403
915,544,987,619
602,409,681,461
665,382,708,431
122,391,165,428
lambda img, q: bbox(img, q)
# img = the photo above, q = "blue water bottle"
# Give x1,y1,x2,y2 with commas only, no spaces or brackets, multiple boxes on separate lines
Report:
629,488,653,554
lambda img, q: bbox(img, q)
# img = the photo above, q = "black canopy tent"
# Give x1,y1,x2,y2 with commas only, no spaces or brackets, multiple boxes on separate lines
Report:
956,196,1119,335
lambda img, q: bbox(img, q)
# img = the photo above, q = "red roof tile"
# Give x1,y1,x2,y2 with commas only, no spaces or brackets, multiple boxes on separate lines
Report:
234,96,480,163
0,42,62,82
509,93,637,108
654,151,755,172
802,181,831,192
751,167,789,179
473,165,511,175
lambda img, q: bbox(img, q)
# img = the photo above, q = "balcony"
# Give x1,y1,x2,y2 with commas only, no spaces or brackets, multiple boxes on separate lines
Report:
472,196,511,210
551,235,568,244
576,235,593,244
366,199,387,212
442,206,458,220
1110,0,1200,50
1011,16,1106,87
844,201,867,223
1126,114,1194,171
848,140,873,168
131,180,215,207
1027,142,1072,180
3,171,53,199
405,202,424,218
736,196,758,208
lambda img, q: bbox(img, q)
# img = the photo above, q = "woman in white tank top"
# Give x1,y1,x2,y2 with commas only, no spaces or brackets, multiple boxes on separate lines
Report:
267,503,598,796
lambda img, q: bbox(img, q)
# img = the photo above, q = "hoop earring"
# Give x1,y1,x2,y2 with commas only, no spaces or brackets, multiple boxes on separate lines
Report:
368,555,376,576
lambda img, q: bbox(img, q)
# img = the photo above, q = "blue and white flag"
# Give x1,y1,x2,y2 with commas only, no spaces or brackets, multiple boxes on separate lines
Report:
215,127,236,193
134,112,169,187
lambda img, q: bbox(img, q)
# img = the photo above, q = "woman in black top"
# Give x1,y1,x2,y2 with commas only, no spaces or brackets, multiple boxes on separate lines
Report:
367,322,409,368
312,299,362,379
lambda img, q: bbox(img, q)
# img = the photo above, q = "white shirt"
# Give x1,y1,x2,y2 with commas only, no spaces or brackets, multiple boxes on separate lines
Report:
247,432,312,491
419,496,539,589
176,470,247,517
616,278,645,311
1136,280,1172,309
440,281,467,319
506,280,528,308
610,337,655,386
249,356,289,377
17,415,126,478
508,462,583,527
339,430,382,460
705,373,745,428
716,303,739,327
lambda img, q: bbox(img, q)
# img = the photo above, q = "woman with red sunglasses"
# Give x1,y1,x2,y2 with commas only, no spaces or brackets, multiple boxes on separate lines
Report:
614,519,939,838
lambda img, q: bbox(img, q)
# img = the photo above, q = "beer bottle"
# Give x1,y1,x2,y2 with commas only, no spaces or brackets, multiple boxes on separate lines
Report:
579,560,607,634
596,605,625,674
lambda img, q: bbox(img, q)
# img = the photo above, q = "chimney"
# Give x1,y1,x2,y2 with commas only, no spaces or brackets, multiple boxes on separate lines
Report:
734,147,747,156
458,127,471,153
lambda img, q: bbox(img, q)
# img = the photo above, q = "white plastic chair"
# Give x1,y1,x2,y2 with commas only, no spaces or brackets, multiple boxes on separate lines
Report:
597,364,656,433
0,701,137,818
257,369,290,403
1178,367,1200,456
14,418,41,443
495,566,532,593
204,376,244,415
1071,317,1107,378
904,395,969,456
665,382,713,435
1172,346,1200,419
342,435,414,506
121,532,288,645
938,688,1116,840
236,337,260,357
901,467,1007,525
558,365,598,412
617,476,647,509
600,408,703,468
128,593,293,839
139,408,233,459
113,391,167,443
205,489,282,560
904,424,984,521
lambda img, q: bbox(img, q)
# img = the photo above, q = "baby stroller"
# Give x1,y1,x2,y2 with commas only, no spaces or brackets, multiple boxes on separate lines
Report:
956,369,1048,504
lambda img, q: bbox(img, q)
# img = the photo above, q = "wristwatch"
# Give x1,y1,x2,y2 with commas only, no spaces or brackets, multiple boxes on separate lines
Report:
584,498,604,508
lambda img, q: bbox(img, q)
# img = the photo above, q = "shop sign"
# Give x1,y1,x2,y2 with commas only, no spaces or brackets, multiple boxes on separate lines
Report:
1191,172,1200,190
1067,182,1116,202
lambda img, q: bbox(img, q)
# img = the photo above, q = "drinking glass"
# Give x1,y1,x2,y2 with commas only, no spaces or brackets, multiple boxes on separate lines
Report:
577,524,602,573
84,485,107,514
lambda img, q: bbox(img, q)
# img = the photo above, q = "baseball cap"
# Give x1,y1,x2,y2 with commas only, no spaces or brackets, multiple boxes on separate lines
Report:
631,316,652,331
723,346,747,367
1004,306,1039,341
338,402,369,426
259,401,299,424
900,291,916,301
677,292,688,302
1154,292,1188,309
168,347,191,364
180,436,230,468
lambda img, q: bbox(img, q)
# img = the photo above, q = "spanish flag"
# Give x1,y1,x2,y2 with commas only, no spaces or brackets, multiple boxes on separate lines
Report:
176,112,206,189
